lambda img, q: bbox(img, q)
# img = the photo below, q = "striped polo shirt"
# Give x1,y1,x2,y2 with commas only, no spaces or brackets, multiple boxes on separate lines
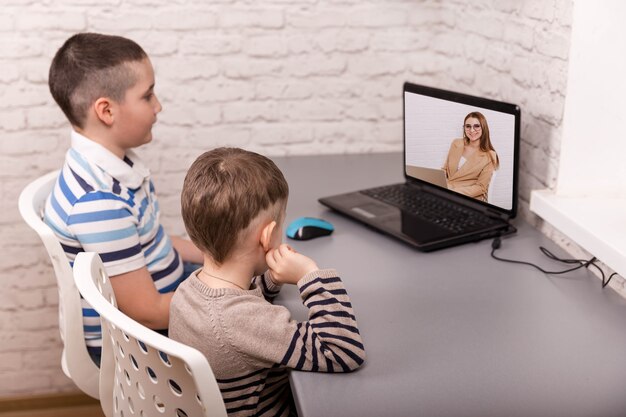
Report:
44,131,184,348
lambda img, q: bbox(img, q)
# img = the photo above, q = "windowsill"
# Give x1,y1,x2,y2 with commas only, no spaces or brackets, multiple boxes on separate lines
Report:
530,190,626,279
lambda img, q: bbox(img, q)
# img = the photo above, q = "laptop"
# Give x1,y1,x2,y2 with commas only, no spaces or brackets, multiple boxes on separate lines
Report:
405,165,448,189
319,82,521,251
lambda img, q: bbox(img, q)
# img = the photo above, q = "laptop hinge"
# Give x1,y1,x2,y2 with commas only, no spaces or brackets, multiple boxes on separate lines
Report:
484,208,510,222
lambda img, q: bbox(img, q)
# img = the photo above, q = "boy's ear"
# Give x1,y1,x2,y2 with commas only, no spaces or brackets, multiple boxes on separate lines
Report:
260,220,277,251
93,97,115,126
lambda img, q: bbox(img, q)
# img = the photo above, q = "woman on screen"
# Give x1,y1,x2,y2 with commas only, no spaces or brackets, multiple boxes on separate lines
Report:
443,112,499,202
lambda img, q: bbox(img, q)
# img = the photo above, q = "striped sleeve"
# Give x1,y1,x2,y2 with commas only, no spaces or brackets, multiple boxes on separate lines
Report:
228,269,365,373
252,271,282,302
66,192,145,276
282,269,365,372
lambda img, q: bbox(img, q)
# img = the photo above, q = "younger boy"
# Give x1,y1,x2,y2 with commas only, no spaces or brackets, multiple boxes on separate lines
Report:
44,33,203,362
170,147,366,417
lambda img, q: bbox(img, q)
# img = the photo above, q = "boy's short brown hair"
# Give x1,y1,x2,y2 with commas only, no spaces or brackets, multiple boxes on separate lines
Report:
182,148,289,264
49,32,147,129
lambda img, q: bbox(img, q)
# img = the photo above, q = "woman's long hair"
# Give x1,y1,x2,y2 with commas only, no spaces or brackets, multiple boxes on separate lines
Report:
463,111,499,169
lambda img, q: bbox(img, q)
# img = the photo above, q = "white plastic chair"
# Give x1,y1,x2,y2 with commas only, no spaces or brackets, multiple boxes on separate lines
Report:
18,170,100,398
73,252,227,417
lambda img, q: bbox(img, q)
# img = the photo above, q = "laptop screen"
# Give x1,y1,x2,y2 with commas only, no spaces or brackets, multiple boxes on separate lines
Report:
403,83,520,216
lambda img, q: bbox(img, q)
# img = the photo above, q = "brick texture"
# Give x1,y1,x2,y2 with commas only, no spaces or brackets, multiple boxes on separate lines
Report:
3,0,613,397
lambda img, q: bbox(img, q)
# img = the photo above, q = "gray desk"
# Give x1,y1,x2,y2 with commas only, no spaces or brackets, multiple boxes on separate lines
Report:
273,153,626,417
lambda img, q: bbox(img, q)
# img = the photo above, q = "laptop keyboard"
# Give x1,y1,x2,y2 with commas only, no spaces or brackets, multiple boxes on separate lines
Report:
361,184,501,233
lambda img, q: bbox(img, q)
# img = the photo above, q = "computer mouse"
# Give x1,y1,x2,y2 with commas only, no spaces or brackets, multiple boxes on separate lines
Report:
286,217,334,241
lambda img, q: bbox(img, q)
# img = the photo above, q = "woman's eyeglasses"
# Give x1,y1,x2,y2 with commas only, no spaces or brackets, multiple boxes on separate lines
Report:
464,124,481,131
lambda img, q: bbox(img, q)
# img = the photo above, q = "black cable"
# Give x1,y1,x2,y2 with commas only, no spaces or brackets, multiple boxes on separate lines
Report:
491,237,624,288
490,237,596,275
603,272,618,288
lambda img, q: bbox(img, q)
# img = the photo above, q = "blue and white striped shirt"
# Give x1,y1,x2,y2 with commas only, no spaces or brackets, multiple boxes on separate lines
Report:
44,131,185,347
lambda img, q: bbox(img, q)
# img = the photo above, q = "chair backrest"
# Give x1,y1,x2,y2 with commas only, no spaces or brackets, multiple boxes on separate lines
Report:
18,170,100,399
73,252,227,417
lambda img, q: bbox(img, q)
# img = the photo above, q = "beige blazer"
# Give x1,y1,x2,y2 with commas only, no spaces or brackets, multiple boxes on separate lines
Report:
443,138,496,202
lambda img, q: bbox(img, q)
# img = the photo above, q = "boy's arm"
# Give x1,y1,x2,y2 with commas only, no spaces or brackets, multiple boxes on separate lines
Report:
261,244,365,371
252,271,282,302
170,235,204,265
283,269,365,372
67,194,175,329
109,267,173,330
229,268,365,373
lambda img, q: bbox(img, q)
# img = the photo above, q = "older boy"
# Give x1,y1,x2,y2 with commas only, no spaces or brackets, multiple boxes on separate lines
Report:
44,33,202,362
170,148,366,417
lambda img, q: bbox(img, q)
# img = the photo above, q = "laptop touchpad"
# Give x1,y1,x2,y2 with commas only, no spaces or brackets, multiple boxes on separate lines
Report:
351,202,395,218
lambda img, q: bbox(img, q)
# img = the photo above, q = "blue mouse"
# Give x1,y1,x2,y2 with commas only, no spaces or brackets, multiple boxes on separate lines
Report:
286,217,334,241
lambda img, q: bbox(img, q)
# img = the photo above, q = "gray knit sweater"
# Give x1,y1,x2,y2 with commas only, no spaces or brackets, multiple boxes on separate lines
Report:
169,268,366,417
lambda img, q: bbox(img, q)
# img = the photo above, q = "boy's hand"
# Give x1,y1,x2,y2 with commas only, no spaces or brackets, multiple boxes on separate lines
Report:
266,244,319,285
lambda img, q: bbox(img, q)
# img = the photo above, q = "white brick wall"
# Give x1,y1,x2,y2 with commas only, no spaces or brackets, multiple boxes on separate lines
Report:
0,0,586,396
